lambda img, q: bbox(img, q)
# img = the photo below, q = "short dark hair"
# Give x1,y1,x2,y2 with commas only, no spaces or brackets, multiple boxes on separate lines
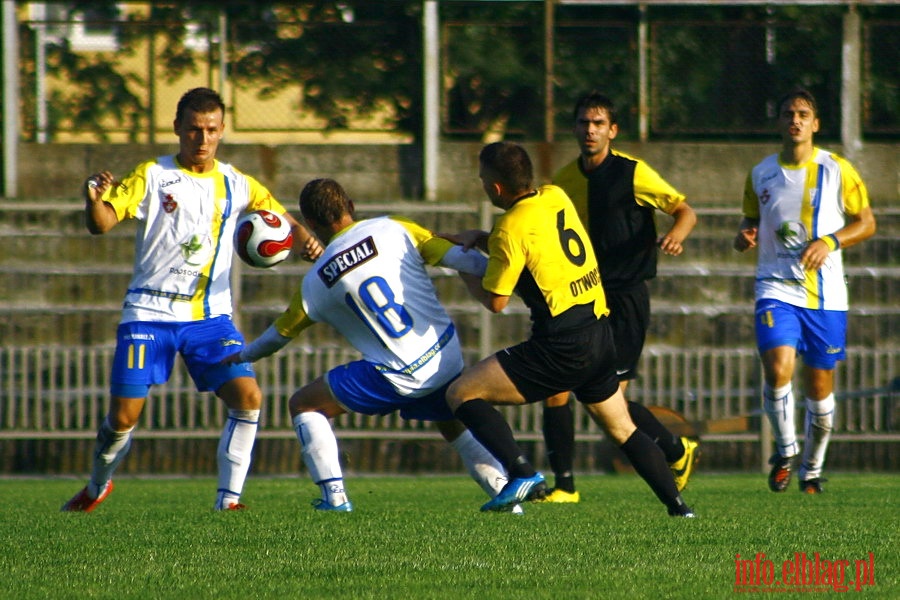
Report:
479,142,533,194
573,91,618,125
777,87,818,117
175,87,225,122
299,178,352,225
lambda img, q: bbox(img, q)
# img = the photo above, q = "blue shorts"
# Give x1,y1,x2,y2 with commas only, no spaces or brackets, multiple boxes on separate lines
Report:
325,360,457,422
110,316,254,397
754,299,847,369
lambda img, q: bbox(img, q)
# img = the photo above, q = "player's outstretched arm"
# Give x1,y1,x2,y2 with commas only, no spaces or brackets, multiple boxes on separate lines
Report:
282,212,323,261
658,201,697,256
440,229,490,252
223,324,293,365
83,170,120,234
439,245,488,276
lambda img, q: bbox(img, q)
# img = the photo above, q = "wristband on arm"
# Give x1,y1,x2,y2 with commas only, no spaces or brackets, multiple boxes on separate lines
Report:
819,233,841,252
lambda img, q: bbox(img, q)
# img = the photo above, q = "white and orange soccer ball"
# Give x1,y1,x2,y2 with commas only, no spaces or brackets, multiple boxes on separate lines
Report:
234,209,293,268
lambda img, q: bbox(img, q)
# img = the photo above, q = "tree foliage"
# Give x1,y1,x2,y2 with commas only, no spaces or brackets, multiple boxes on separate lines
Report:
16,1,900,143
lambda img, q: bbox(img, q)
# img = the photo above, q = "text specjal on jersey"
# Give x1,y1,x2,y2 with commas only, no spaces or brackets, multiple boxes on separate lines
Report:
318,236,379,288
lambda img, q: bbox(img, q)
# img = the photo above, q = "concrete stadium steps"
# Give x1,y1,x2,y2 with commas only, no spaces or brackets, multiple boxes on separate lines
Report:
3,262,896,311
1,205,897,268
647,302,899,348
1,203,898,347
672,209,900,268
648,265,900,305
683,234,899,268
2,298,897,349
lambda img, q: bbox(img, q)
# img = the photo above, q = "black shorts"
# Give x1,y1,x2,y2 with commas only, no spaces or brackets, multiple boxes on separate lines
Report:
495,316,619,405
606,282,650,381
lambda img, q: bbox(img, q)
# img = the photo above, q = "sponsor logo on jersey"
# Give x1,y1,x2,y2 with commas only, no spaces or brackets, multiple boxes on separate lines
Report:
318,236,378,288
776,221,808,251
180,233,212,266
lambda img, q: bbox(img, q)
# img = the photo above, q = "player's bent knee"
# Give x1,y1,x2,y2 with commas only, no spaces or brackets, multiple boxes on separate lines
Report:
218,377,263,410
435,419,466,442
544,391,570,408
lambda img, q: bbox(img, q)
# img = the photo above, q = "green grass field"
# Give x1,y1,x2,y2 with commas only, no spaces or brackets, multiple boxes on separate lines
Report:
0,473,896,599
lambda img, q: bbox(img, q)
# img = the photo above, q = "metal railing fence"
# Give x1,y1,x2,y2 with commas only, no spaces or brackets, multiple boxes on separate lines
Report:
2,344,897,445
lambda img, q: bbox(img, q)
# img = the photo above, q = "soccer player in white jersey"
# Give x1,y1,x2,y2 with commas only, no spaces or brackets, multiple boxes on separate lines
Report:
62,87,322,513
734,87,876,494
225,178,513,512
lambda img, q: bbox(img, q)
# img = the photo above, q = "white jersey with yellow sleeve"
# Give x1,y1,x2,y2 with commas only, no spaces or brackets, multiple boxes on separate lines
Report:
742,148,870,311
272,216,473,397
100,155,287,323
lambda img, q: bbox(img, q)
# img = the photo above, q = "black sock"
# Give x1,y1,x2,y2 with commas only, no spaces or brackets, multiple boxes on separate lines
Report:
619,429,686,513
454,399,535,479
628,401,685,463
543,402,576,492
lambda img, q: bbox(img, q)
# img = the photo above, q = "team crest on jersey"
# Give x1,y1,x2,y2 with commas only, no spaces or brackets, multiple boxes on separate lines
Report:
317,236,378,288
776,220,808,251
162,192,177,213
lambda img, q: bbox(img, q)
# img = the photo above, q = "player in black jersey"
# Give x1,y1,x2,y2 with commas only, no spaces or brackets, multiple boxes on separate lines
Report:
542,92,700,503
446,142,694,517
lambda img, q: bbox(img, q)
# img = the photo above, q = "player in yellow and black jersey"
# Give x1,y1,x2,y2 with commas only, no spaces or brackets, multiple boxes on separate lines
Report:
445,142,694,517
541,91,700,504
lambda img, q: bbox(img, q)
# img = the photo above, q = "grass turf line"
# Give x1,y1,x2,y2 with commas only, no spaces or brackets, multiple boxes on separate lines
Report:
0,474,896,599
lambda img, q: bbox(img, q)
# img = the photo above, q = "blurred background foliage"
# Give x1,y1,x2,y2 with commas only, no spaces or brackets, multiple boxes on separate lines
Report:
13,1,900,143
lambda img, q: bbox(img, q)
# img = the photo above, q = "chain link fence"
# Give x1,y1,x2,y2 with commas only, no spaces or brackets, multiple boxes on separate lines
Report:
13,2,900,144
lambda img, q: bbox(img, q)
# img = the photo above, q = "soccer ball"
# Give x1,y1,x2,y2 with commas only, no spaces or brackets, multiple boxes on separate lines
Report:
234,210,293,268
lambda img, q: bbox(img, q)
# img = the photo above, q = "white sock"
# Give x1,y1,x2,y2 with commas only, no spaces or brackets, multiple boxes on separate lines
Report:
215,409,259,510
800,394,835,480
293,412,348,506
89,416,133,498
449,429,508,498
763,383,798,458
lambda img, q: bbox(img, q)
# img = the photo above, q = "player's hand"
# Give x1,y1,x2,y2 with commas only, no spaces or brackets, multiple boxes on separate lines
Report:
442,229,488,251
220,351,245,366
657,235,684,256
733,227,757,252
84,170,116,200
800,239,832,271
299,236,324,261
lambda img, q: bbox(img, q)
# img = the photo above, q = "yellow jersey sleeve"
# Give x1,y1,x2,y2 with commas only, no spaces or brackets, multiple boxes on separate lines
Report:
831,154,870,215
102,159,154,221
272,286,316,338
632,158,686,213
483,228,522,297
243,171,288,214
741,172,760,219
